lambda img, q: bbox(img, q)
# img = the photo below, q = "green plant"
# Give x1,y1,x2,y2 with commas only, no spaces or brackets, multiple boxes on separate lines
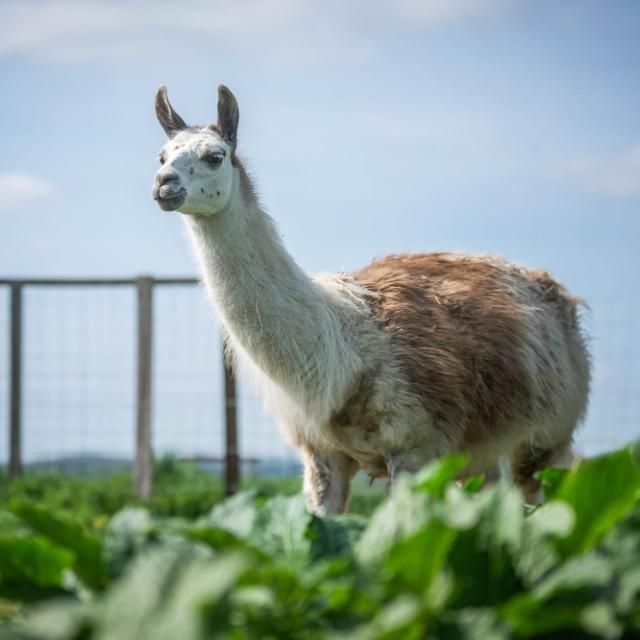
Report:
0,445,638,639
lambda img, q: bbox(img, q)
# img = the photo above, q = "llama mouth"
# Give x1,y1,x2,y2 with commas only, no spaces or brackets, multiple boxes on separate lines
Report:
153,189,186,212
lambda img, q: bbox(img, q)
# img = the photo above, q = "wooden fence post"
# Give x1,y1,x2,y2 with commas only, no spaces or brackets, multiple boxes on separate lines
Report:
223,354,239,495
135,277,154,499
9,283,23,479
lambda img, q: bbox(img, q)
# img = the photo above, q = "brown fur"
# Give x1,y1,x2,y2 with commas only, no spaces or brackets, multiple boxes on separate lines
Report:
352,252,583,452
527,268,585,330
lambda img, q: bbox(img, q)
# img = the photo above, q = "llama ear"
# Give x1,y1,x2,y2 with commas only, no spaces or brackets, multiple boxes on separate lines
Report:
216,85,239,150
155,85,187,138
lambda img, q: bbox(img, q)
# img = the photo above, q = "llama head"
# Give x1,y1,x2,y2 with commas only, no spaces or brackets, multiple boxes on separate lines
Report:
152,85,239,216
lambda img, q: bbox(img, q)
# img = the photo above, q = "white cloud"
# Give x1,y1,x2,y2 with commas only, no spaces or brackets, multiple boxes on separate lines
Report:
0,173,53,207
395,0,512,26
0,0,514,65
0,0,362,65
561,146,640,198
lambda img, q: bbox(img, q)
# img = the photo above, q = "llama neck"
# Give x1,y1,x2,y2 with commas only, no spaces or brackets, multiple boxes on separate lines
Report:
184,176,355,412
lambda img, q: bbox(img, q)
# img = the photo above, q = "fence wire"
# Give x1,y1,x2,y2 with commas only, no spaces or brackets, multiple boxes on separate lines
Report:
0,280,637,475
579,297,640,456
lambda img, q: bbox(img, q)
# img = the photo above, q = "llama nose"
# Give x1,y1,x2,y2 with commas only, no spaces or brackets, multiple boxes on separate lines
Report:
153,169,185,205
157,171,180,187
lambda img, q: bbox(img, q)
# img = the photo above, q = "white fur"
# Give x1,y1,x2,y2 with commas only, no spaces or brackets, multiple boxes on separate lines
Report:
183,182,365,447
155,129,235,216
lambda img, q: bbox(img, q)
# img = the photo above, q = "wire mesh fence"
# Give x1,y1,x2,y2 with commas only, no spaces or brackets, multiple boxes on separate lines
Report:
0,278,638,491
0,278,300,496
578,295,640,455
23,284,136,463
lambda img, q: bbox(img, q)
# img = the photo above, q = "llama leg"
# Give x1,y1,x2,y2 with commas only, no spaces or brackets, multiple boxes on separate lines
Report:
511,438,572,504
302,447,357,516
386,451,425,492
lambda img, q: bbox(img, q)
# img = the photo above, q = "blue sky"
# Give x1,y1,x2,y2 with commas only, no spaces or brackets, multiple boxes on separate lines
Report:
1,0,639,460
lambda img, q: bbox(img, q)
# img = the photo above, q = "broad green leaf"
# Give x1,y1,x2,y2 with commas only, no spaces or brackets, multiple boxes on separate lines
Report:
515,501,575,583
348,595,423,640
436,608,510,640
143,551,251,640
475,482,524,551
601,509,640,616
0,538,72,588
580,601,623,640
187,525,247,552
247,494,312,561
433,484,487,531
414,454,469,498
501,554,615,636
10,501,107,590
356,477,431,564
617,565,640,616
530,553,613,601
203,490,258,538
96,542,213,640
0,582,70,607
229,584,274,609
0,537,73,602
307,514,367,561
19,598,93,640
536,467,568,500
552,447,640,556
461,476,485,494
384,519,456,593
0,510,29,536
525,501,575,539
443,486,523,608
103,508,154,578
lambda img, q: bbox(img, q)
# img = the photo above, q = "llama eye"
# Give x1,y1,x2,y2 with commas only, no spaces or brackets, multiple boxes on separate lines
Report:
158,155,166,165
204,153,224,168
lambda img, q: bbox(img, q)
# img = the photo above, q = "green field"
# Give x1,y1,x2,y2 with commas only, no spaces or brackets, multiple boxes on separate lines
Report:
1,446,639,639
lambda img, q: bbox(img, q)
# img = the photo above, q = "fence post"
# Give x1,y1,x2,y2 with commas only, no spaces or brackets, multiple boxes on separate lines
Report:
9,283,23,479
223,354,239,495
135,277,154,499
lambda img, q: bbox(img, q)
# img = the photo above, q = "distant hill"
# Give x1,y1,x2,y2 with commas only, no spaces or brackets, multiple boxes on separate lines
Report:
5,454,301,478
23,455,132,476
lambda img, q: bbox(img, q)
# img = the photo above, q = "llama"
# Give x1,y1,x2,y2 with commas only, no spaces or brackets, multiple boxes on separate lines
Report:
152,84,590,512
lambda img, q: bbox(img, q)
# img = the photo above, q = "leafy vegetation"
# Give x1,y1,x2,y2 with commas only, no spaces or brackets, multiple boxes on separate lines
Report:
1,446,639,639
0,458,315,534
0,458,227,532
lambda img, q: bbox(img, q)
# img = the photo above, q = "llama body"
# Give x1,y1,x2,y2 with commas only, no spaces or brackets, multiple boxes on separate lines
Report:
153,85,590,513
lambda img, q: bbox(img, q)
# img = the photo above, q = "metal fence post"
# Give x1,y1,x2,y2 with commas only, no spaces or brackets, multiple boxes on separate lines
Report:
135,277,154,499
9,283,23,479
223,355,239,495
